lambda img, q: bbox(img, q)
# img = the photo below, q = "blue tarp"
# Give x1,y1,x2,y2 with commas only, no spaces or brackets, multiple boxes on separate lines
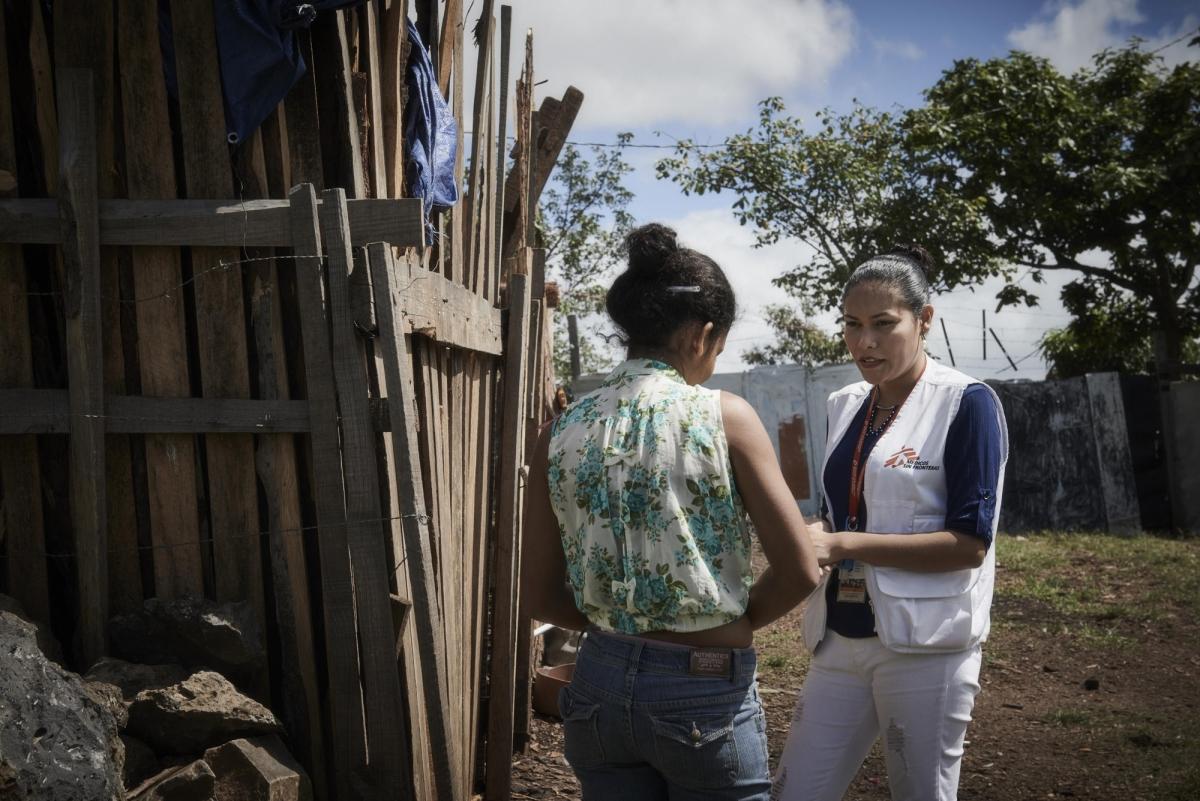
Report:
403,18,459,226
157,1,359,145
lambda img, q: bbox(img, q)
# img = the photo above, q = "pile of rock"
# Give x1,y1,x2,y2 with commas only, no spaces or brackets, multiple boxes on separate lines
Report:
0,596,311,801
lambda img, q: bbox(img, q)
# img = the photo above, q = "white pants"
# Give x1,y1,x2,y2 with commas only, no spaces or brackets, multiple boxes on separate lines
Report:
772,632,982,801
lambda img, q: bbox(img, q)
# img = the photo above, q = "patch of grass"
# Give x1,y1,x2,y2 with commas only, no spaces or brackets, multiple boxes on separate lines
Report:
762,653,792,670
1042,708,1092,727
997,532,1200,629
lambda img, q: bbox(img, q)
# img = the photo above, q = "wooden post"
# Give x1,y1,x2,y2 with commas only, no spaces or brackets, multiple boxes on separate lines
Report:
56,0,139,626
57,68,107,666
288,184,367,801
513,251,545,753
318,188,412,798
485,268,531,801
0,2,50,626
568,313,581,381
169,0,263,626
369,242,459,801
236,131,327,797
116,0,202,608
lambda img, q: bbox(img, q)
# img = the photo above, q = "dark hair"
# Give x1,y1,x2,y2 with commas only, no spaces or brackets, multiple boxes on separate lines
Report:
605,223,737,347
842,244,933,317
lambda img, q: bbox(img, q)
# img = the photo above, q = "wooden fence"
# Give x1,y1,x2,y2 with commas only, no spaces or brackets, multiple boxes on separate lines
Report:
0,2,565,798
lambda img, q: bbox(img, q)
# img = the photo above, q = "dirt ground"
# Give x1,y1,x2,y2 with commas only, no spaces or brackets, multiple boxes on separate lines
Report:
511,533,1200,800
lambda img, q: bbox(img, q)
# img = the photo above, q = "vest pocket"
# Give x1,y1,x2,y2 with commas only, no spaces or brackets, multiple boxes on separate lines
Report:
649,710,739,789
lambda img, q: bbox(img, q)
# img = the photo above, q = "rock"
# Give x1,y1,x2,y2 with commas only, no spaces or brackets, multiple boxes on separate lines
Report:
127,670,281,755
0,592,64,665
205,736,312,801
0,611,125,801
129,759,215,801
1083,676,1101,691
122,735,160,790
85,679,131,729
110,597,265,692
86,657,191,702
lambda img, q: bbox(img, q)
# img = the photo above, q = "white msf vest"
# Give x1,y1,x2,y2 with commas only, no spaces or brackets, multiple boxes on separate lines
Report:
802,359,1009,654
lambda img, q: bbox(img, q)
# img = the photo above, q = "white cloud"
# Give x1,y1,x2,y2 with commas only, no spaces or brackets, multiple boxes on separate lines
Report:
1008,0,1198,73
491,0,857,129
871,37,924,62
662,209,823,372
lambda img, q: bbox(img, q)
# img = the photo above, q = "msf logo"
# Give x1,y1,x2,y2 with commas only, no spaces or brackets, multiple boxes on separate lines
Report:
884,447,919,468
884,446,940,471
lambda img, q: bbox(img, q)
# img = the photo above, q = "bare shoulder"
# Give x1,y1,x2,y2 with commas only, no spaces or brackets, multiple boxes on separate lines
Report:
719,391,765,447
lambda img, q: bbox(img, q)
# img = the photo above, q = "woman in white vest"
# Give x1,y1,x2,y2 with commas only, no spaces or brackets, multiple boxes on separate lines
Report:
772,246,1009,801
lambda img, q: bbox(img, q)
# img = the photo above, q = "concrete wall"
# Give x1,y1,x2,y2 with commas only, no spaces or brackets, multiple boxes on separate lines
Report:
572,363,1143,532
988,373,1140,533
1166,381,1200,533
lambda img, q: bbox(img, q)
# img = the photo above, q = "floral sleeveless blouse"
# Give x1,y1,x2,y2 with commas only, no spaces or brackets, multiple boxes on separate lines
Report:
548,360,752,634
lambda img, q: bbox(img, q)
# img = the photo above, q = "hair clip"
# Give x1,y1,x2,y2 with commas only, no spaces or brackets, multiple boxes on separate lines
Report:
665,285,701,294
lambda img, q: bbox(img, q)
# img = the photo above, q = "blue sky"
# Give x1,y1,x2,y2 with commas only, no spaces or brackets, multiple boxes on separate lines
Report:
497,0,1198,375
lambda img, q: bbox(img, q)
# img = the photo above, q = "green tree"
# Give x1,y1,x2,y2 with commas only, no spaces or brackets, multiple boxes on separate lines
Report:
742,304,845,367
658,43,1200,373
908,43,1199,367
656,99,995,365
539,133,635,378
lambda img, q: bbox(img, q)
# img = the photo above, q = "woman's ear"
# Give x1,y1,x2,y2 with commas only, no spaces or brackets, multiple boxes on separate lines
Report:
920,305,934,337
696,321,717,356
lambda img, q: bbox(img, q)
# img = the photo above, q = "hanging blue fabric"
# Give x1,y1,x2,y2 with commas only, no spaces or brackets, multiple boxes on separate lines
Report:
404,18,460,231
156,1,364,147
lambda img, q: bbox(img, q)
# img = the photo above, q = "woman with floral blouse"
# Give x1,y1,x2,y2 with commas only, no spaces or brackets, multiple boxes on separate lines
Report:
523,223,823,801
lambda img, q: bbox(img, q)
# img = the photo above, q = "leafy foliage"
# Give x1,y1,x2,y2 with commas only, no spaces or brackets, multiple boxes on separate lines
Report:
658,42,1200,373
539,133,636,378
908,43,1200,365
656,99,995,358
742,305,846,367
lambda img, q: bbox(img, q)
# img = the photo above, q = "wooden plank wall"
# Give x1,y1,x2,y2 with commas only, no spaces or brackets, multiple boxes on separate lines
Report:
0,2,550,800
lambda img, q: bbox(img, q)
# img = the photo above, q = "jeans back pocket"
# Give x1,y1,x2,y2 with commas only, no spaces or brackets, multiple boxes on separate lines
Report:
648,711,739,790
559,685,606,769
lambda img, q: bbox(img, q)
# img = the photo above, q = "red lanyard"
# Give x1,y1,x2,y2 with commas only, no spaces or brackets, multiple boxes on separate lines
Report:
846,389,903,531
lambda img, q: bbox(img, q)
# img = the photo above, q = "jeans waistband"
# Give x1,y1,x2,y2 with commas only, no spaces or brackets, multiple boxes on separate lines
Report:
581,627,757,681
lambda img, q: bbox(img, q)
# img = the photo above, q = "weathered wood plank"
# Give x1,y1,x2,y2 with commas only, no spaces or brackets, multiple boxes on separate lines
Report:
0,2,50,626
513,251,546,752
484,269,531,801
399,262,503,355
169,0,263,627
318,189,411,798
240,127,327,797
116,0,201,609
55,0,141,626
310,10,365,197
0,197,424,248
370,243,457,800
288,184,366,801
58,69,108,666
381,0,409,199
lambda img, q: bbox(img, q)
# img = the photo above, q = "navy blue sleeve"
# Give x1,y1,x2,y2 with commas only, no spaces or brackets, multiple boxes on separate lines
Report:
943,384,1004,547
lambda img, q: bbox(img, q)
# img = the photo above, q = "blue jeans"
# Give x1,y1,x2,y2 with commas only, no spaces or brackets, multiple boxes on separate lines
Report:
559,629,771,800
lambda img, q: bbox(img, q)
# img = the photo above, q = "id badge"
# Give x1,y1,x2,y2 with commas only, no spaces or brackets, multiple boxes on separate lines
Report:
836,560,868,604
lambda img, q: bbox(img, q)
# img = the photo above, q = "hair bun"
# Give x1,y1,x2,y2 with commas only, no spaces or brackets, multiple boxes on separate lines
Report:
888,243,934,275
624,223,678,275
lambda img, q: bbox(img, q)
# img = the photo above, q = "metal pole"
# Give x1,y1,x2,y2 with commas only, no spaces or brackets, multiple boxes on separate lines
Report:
940,318,956,367
989,327,1017,371
982,309,987,360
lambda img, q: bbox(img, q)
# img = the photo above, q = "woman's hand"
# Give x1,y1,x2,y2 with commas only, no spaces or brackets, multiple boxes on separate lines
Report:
807,522,840,567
